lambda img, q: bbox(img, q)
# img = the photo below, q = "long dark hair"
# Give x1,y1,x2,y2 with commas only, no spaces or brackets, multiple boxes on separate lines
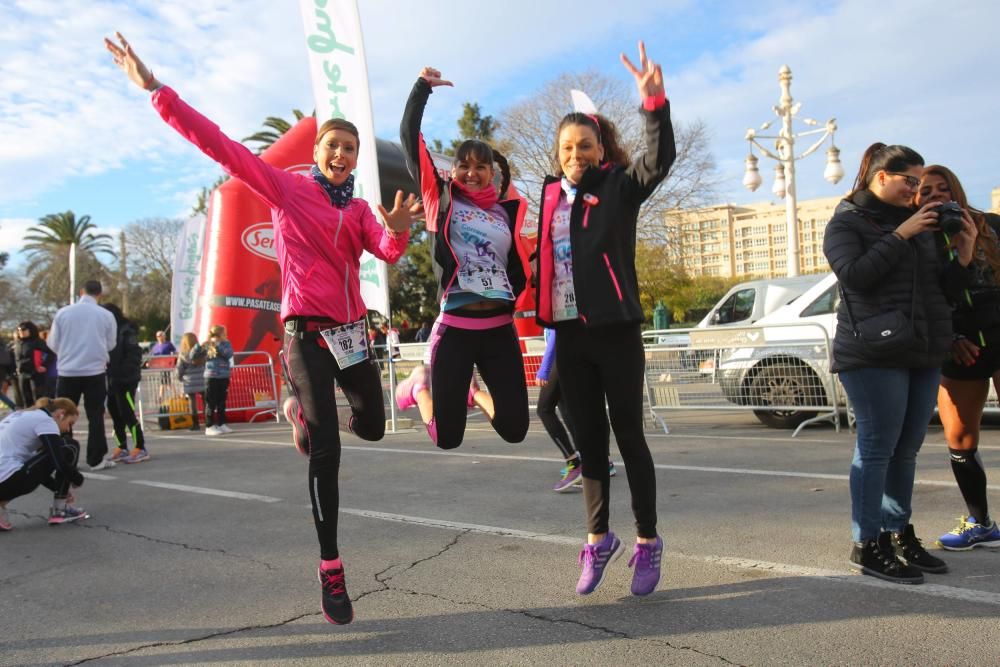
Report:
16,321,40,339
552,112,629,173
452,139,512,199
922,164,1000,276
848,142,924,198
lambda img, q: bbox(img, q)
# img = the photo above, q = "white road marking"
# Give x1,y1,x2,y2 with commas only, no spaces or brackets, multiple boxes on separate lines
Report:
128,480,283,503
82,472,117,480
154,435,1000,490
338,507,1000,608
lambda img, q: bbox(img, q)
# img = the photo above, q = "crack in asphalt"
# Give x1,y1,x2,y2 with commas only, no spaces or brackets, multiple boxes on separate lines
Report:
352,532,740,665
65,612,317,665
8,511,277,571
353,530,469,603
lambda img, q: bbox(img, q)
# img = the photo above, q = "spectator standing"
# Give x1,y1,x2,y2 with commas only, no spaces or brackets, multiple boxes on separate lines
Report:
176,333,208,431
0,337,15,411
38,330,57,399
414,321,432,343
103,304,148,464
13,322,48,408
151,330,176,356
47,280,118,470
203,324,233,436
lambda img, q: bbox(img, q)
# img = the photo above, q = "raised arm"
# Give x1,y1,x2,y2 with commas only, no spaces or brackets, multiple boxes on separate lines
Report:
104,32,291,208
621,41,676,200
399,68,451,231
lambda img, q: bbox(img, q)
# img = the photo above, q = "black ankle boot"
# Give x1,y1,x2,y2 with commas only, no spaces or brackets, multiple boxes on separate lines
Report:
891,524,948,573
849,532,924,584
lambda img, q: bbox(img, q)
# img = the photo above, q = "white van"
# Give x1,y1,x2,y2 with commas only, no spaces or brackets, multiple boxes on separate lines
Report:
697,274,827,329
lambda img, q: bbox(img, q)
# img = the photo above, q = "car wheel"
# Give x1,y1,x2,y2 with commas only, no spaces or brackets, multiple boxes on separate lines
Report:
748,362,826,429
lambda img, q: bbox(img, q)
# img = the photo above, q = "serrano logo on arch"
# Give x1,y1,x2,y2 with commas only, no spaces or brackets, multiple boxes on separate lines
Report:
241,223,277,262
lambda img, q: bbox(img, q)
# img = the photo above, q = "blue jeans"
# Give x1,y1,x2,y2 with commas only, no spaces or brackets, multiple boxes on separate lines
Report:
839,367,940,542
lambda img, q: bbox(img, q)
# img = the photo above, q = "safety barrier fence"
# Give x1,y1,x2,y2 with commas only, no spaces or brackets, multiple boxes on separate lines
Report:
640,322,843,437
137,325,844,437
137,351,280,429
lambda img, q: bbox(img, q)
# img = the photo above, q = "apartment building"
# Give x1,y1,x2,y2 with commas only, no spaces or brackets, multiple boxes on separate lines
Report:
665,195,842,278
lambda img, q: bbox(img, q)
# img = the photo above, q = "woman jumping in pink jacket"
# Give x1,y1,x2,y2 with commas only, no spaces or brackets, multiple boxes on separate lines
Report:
105,32,422,626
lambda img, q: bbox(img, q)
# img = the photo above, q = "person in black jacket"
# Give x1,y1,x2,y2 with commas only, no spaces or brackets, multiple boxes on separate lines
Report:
824,143,976,584
917,165,1000,551
396,66,529,450
533,42,675,598
102,304,148,464
13,321,48,409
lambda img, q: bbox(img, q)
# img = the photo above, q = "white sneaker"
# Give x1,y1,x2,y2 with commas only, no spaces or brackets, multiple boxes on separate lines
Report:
219,424,233,434
89,459,117,471
205,426,221,436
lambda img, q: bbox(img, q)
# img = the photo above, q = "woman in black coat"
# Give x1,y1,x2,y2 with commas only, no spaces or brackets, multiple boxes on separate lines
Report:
13,321,48,409
823,143,976,584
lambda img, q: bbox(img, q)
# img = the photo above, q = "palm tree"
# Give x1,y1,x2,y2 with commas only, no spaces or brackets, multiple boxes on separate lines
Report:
23,211,116,307
242,109,310,154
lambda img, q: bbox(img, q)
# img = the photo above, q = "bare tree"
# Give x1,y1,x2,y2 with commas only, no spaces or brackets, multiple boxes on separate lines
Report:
119,217,182,326
495,70,718,242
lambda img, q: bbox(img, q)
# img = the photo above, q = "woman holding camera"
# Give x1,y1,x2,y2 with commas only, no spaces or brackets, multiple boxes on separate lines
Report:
917,165,1000,551
824,143,976,584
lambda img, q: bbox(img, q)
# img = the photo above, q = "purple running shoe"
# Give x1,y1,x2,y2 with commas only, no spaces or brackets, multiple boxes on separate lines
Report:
628,536,663,596
576,532,623,595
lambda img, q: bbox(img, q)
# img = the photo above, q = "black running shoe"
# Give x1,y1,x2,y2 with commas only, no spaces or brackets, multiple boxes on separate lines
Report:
318,565,354,624
849,533,923,584
891,524,948,573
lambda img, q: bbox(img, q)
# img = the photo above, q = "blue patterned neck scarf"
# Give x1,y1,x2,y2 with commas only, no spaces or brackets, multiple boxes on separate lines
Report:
560,177,577,205
311,165,355,209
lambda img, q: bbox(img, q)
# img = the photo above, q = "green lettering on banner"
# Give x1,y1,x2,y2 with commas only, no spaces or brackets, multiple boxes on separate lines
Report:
360,258,380,288
307,2,356,55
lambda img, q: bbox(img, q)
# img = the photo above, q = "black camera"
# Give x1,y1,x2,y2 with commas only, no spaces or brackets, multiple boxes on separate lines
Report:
937,202,964,236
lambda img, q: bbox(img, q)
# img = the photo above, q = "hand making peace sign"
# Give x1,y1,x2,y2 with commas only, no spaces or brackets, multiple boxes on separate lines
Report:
620,40,664,100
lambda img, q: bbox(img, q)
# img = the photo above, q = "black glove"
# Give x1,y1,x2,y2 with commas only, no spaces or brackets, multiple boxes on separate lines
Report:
70,470,85,487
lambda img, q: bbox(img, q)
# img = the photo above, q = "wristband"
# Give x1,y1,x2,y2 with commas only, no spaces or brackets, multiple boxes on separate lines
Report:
643,91,667,111
891,231,904,241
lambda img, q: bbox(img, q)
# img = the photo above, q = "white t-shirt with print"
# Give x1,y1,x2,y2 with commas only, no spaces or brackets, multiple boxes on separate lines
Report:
445,197,514,303
0,410,59,483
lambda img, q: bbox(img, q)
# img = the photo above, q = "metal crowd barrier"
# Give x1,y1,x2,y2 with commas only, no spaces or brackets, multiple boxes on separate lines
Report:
640,322,843,437
137,351,280,428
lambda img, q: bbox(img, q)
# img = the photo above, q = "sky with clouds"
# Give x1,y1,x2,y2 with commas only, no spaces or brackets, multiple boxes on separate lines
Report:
2,0,998,265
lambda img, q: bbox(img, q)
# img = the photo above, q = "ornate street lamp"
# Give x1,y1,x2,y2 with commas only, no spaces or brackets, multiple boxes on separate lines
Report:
742,65,842,277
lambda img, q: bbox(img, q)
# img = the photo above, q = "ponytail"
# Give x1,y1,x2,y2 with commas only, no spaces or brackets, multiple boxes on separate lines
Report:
849,142,924,198
492,150,512,199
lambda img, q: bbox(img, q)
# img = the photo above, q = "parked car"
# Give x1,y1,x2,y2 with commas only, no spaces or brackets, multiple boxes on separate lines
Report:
655,274,828,374
717,273,839,429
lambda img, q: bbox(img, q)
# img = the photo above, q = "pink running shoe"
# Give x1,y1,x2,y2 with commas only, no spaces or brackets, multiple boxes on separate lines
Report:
283,397,309,457
395,365,428,411
0,507,12,531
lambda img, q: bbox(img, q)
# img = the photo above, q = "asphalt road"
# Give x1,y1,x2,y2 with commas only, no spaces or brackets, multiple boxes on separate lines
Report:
2,408,999,666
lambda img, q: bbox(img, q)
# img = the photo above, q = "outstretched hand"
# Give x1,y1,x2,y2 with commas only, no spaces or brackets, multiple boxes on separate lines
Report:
620,40,664,100
104,32,159,91
419,67,453,88
378,190,423,234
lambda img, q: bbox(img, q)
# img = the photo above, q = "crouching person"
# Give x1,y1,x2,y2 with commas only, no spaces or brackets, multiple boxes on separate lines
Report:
0,397,88,530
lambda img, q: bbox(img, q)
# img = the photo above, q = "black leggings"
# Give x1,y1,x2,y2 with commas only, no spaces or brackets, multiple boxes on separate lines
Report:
0,438,79,502
537,363,577,459
17,373,44,408
107,382,144,449
555,320,657,538
429,322,529,450
283,332,385,561
205,378,230,427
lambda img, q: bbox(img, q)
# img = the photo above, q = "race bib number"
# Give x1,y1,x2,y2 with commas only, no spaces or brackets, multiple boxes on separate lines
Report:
552,276,578,321
319,320,369,370
457,261,513,300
